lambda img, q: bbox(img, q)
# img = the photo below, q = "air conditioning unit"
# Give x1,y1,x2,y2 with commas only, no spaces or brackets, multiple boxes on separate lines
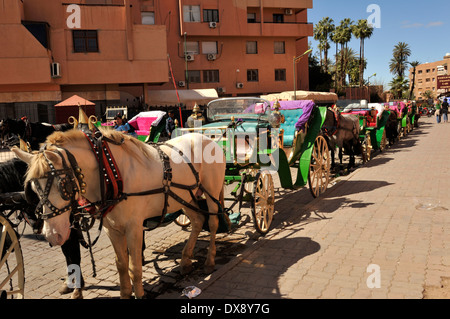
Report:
284,8,293,15
178,81,186,87
207,53,217,61
51,62,61,78
217,87,226,93
236,82,244,89
185,54,195,62
209,21,217,28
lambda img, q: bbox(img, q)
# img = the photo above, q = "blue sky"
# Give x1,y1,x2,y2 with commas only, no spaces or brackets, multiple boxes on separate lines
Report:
308,0,449,90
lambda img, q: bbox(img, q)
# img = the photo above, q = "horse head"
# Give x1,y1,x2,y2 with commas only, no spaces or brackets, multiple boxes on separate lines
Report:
12,146,82,246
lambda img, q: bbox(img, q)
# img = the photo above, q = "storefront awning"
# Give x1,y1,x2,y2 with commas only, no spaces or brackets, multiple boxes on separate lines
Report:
148,89,218,107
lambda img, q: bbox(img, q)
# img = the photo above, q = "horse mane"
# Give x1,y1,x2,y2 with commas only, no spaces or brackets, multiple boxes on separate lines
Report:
25,128,156,183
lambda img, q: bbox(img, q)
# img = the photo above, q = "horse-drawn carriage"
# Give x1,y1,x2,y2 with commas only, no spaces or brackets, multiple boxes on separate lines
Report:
341,103,390,162
175,97,333,234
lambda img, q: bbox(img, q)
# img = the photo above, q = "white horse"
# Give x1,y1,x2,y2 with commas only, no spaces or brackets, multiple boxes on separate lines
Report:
13,129,225,299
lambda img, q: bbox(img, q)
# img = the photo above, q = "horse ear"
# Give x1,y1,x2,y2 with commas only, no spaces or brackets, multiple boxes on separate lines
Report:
43,150,62,167
11,146,34,164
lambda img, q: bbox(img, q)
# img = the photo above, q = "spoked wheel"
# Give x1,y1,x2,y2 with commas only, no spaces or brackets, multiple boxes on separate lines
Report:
362,133,372,163
251,171,275,235
0,215,24,299
308,135,331,198
379,130,387,152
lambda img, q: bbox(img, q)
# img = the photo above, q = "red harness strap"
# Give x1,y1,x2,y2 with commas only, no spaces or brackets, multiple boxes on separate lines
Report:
83,132,124,217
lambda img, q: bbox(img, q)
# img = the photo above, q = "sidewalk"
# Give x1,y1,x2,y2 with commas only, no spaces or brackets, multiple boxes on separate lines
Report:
158,116,450,299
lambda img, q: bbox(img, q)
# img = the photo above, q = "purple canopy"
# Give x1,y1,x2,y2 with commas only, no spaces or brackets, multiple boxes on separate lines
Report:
270,100,316,131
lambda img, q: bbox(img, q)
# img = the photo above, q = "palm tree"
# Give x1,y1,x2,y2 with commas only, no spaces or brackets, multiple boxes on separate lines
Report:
389,76,410,99
314,17,335,73
409,61,420,99
352,19,374,87
337,19,353,88
389,42,411,78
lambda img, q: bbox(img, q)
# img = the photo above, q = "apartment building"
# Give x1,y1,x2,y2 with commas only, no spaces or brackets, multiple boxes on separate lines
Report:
0,0,168,123
0,0,313,121
409,53,450,101
147,0,313,104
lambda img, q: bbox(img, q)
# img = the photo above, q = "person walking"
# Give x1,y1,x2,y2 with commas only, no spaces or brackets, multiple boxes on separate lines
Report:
435,99,442,124
441,98,449,123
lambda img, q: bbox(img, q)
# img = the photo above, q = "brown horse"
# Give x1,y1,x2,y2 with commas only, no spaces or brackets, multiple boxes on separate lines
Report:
322,108,362,170
13,129,225,298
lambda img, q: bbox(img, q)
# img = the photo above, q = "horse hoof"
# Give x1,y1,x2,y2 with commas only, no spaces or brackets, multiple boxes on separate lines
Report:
181,264,194,275
71,288,83,299
204,265,215,274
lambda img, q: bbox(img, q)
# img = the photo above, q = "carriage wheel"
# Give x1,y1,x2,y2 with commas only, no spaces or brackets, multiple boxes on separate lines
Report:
308,135,331,198
251,171,275,235
379,130,387,152
174,213,191,228
362,133,372,163
0,215,24,299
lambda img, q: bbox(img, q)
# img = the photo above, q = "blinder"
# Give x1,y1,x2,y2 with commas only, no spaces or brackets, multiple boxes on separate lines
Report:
30,147,85,220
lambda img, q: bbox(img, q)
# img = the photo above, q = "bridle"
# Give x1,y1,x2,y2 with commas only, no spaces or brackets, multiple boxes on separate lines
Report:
29,147,86,220
322,107,340,137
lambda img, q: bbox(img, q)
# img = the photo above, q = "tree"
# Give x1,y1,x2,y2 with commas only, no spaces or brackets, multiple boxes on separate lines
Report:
336,19,353,88
315,17,335,73
422,89,434,101
409,61,420,100
351,19,374,87
389,76,410,99
389,42,411,78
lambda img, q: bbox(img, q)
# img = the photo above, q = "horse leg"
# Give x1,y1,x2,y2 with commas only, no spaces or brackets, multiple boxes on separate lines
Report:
126,224,145,299
180,206,205,275
104,227,133,299
202,190,222,274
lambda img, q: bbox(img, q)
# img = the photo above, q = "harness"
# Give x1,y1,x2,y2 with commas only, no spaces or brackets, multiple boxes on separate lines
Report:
322,108,340,137
30,131,223,226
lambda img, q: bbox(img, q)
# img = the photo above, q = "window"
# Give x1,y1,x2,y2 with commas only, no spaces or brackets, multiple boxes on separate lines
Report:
426,78,431,82
141,12,155,25
274,41,285,54
203,9,219,22
418,70,423,74
73,30,98,53
203,70,220,83
246,41,257,54
247,69,259,82
202,41,218,54
188,70,201,83
183,5,201,22
275,69,286,81
247,13,256,23
426,69,431,73
184,41,199,54
273,14,284,23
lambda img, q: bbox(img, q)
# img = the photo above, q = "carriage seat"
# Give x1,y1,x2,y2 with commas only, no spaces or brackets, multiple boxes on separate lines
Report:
279,108,304,147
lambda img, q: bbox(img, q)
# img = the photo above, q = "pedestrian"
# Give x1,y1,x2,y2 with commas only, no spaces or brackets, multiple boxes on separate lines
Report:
435,99,442,124
442,98,449,123
166,109,176,138
114,113,137,137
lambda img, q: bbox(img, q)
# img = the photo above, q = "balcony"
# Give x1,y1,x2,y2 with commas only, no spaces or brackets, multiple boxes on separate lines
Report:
183,21,313,38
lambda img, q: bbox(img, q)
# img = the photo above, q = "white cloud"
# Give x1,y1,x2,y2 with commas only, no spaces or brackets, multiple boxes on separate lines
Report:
426,21,444,27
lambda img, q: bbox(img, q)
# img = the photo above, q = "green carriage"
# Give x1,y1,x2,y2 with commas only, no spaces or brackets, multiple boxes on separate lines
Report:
176,97,332,234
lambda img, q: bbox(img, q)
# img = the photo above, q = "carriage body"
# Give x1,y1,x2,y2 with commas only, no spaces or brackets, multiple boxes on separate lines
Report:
341,103,390,162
